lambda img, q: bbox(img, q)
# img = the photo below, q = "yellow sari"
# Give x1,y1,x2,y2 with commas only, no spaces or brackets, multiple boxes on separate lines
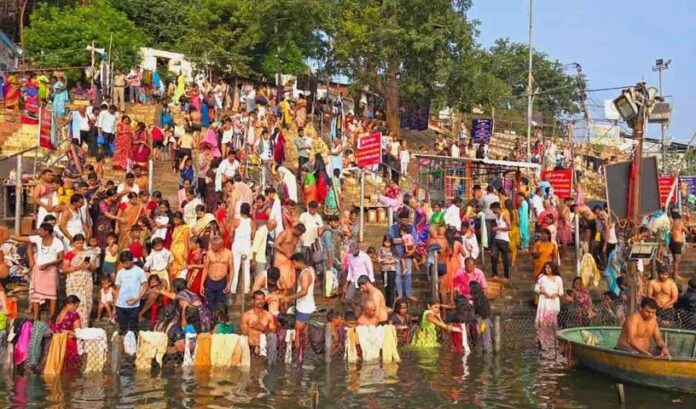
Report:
169,224,190,279
507,208,520,266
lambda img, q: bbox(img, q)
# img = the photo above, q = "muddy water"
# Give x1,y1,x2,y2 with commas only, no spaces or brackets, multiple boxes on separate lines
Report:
0,344,694,409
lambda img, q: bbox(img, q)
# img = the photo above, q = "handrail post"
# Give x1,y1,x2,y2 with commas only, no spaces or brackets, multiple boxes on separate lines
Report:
148,159,154,194
14,155,23,235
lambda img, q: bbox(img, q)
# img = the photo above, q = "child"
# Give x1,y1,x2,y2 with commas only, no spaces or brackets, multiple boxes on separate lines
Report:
87,235,102,280
212,303,235,334
139,274,163,326
378,235,398,309
102,233,119,277
399,224,417,272
144,237,173,291
114,250,148,335
265,277,284,316
128,225,146,267
167,127,180,172
98,275,116,323
95,154,105,181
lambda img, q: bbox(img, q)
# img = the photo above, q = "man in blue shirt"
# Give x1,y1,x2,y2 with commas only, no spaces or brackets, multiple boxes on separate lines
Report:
114,250,148,334
388,209,417,300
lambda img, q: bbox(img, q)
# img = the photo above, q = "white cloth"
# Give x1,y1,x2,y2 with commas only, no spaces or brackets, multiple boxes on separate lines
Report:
259,334,267,357
270,198,284,237
284,329,295,364
123,331,137,356
278,167,297,203
117,183,140,203
534,275,564,313
355,325,385,362
295,267,316,314
444,205,461,231
183,332,197,367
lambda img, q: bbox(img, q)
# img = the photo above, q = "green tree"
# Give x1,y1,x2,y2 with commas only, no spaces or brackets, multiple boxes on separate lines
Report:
24,0,147,70
328,0,478,134
487,38,582,121
110,0,200,49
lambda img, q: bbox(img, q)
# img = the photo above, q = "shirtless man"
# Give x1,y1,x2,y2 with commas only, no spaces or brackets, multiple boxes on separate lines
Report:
201,236,234,310
251,266,281,294
616,297,670,357
670,212,687,280
33,169,58,225
274,224,306,291
241,290,277,349
230,174,253,219
357,300,380,326
647,270,679,322
572,204,597,251
358,275,389,323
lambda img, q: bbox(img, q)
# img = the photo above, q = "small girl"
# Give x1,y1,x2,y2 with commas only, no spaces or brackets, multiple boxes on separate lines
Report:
102,233,119,277
87,235,102,279
95,154,105,181
378,235,398,309
399,224,417,272
97,275,116,323
128,225,146,267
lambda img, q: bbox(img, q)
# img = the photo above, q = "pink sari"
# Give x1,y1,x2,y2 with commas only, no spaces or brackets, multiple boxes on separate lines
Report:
113,122,133,170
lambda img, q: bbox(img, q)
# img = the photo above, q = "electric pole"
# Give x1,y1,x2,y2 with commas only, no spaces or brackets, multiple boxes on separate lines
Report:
526,0,534,160
653,58,671,171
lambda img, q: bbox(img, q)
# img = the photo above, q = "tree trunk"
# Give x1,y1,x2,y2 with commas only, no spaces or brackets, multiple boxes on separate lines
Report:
19,0,29,49
384,63,401,137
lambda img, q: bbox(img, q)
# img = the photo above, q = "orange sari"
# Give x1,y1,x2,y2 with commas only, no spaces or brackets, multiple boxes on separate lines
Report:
441,241,462,293
533,241,557,279
117,203,143,250
169,225,190,279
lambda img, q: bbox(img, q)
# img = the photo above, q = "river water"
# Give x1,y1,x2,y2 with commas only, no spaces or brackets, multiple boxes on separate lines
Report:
0,344,693,409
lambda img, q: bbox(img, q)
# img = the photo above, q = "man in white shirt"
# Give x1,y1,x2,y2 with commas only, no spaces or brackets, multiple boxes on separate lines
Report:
344,243,374,305
298,201,324,261
530,187,545,219
444,197,462,231
117,173,140,203
219,149,240,183
97,104,117,152
482,185,500,247
451,141,460,158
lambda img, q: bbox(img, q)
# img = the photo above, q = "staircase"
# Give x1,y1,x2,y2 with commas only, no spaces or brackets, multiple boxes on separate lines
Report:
0,110,41,157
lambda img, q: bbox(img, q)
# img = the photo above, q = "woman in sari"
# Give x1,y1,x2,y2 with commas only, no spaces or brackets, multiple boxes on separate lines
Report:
279,98,292,129
442,228,464,306
314,153,330,205
557,199,573,246
295,93,307,128
3,75,20,110
129,122,151,169
506,199,520,269
534,262,564,350
113,116,134,170
174,72,186,104
24,75,40,117
532,228,558,280
303,171,319,205
517,192,531,251
324,170,341,216
51,295,82,371
52,75,69,117
95,188,119,248
272,127,286,166
413,201,430,260
62,234,96,327
116,192,143,251
169,212,190,281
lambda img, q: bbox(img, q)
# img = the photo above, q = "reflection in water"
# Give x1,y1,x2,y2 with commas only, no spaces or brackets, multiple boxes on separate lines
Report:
0,346,695,408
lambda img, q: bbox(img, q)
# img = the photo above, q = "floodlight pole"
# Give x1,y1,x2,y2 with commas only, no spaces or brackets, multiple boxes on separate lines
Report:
525,0,534,160
653,60,670,171
631,84,646,226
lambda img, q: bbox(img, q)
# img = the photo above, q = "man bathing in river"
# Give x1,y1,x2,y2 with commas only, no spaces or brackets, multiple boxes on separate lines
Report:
616,297,670,357
358,275,389,323
201,236,233,310
241,290,277,349
274,224,306,292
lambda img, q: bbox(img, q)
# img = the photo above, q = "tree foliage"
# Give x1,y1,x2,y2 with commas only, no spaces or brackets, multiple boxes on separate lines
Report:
487,38,582,120
24,0,147,70
326,0,478,132
110,0,200,49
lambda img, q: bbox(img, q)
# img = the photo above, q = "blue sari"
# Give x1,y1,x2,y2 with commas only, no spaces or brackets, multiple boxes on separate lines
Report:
604,249,620,297
519,200,530,250
52,80,68,117
201,103,210,127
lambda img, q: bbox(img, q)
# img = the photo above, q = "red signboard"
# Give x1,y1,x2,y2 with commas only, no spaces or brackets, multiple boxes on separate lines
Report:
658,174,676,205
541,169,573,199
356,132,382,167
38,107,54,150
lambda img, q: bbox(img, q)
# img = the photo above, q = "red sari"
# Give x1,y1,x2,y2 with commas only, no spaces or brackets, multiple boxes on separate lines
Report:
51,310,81,371
113,122,133,170
187,248,205,297
130,129,151,165
4,77,20,109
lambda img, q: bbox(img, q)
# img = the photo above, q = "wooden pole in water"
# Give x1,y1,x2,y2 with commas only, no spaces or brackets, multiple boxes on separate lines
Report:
494,315,501,353
616,383,625,404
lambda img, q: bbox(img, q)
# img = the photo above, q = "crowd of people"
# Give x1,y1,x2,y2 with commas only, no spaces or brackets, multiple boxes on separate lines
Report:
0,65,695,375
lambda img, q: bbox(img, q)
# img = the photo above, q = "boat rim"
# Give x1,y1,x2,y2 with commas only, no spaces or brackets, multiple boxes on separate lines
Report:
556,326,696,362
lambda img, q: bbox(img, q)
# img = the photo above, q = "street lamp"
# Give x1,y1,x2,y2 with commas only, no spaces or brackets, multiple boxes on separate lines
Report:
653,58,671,171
